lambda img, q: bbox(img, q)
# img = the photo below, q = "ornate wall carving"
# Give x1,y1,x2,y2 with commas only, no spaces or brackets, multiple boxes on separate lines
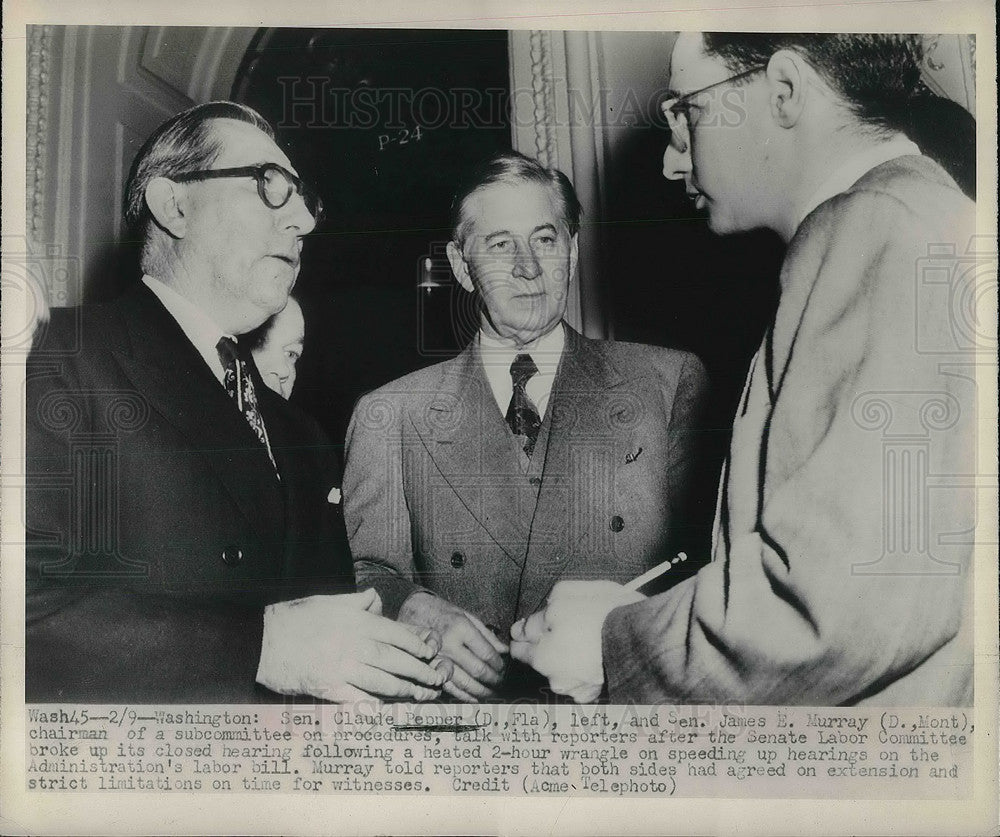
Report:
528,30,557,167
26,25,53,245
921,33,977,115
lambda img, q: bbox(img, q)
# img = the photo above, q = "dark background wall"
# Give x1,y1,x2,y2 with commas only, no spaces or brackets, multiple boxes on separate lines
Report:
26,26,977,561
600,122,784,536
233,29,512,446
232,28,783,545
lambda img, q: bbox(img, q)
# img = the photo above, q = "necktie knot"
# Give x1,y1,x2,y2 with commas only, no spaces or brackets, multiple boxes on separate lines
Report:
216,336,239,368
509,353,539,387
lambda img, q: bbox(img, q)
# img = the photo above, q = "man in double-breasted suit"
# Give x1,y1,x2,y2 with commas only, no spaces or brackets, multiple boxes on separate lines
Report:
26,101,446,703
344,152,708,701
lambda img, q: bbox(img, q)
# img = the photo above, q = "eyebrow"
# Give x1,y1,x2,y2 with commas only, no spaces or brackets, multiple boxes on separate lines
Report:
484,223,558,241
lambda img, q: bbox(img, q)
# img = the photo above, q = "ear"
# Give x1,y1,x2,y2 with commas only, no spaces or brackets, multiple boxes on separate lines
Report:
446,240,475,294
144,177,188,238
764,49,808,128
568,233,579,284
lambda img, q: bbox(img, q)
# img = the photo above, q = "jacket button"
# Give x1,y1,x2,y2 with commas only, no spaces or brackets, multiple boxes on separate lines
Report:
529,476,541,486
450,552,465,568
222,546,244,565
610,515,625,532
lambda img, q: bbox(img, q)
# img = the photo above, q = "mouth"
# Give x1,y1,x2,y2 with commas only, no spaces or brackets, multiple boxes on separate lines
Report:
686,190,707,210
270,254,301,270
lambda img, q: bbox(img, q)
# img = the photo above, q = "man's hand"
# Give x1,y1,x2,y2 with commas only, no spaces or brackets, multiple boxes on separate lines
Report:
510,581,645,703
398,592,508,703
256,588,449,703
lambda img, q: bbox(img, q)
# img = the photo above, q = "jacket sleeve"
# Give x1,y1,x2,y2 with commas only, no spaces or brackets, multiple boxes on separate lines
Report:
602,189,975,705
342,391,429,618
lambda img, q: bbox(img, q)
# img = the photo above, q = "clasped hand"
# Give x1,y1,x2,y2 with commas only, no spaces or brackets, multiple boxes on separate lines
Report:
510,580,644,703
256,588,451,703
398,592,508,703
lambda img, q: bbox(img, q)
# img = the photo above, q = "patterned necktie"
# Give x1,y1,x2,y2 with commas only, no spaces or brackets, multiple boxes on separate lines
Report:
216,336,278,474
506,353,542,457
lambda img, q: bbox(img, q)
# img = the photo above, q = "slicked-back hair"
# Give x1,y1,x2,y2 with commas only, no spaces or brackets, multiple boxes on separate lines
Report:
449,151,583,246
702,33,924,134
123,101,275,236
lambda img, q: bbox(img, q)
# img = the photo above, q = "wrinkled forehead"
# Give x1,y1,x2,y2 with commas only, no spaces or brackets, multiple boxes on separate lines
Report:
207,118,297,173
464,179,564,234
669,32,729,95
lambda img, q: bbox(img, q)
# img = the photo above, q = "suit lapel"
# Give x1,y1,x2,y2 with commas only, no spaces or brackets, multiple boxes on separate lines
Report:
112,283,284,541
520,326,627,613
408,343,530,565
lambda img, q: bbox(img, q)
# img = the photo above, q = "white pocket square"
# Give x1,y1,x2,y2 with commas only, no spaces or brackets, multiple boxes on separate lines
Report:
327,487,342,504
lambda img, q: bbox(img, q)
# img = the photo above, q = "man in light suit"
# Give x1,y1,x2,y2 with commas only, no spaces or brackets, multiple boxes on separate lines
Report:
512,33,976,705
343,152,708,701
26,101,447,703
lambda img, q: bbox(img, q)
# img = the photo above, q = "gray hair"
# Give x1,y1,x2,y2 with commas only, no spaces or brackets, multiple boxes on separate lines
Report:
449,151,583,246
123,101,275,269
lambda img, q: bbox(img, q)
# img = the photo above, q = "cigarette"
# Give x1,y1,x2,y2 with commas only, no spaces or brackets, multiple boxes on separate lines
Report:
625,552,687,591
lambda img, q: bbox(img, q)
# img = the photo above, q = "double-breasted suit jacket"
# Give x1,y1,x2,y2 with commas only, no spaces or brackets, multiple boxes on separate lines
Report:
343,324,708,641
26,281,352,702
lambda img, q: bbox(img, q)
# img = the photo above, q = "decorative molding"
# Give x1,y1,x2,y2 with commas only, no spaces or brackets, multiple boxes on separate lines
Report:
923,35,945,71
920,34,976,115
27,25,53,244
508,29,610,336
528,30,557,166
204,28,259,103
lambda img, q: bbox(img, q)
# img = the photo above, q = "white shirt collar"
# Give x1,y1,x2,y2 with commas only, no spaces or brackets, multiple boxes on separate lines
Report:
142,274,233,385
478,323,566,420
794,136,922,232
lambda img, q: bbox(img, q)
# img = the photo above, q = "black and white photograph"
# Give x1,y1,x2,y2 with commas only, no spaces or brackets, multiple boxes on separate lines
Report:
1,1,996,834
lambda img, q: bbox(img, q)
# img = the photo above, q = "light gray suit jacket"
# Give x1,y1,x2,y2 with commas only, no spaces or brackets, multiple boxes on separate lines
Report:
343,324,708,639
602,156,976,706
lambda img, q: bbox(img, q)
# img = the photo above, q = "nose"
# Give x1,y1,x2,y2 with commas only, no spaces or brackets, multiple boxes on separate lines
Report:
512,242,542,281
662,133,691,181
279,367,296,399
268,361,296,399
280,191,317,237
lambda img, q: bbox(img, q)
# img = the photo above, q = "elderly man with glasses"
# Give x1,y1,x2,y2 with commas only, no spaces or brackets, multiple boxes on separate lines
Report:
512,33,976,707
25,101,449,703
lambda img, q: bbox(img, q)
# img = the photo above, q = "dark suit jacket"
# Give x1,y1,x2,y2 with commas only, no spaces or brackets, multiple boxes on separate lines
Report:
344,324,708,644
26,282,353,703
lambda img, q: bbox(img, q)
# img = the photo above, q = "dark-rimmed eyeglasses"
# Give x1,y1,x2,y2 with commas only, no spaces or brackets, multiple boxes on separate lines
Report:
172,163,324,223
662,65,767,149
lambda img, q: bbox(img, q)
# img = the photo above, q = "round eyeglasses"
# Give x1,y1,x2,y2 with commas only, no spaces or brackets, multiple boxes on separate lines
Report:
172,163,324,223
661,65,767,151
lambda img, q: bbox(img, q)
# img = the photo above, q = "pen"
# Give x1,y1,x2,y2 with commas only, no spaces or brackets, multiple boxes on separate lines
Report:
625,552,687,591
